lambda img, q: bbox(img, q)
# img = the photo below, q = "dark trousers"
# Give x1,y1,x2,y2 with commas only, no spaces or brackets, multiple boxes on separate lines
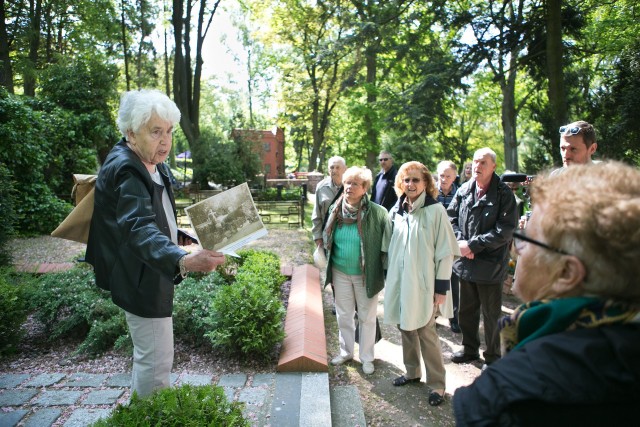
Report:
459,279,502,363
449,272,460,323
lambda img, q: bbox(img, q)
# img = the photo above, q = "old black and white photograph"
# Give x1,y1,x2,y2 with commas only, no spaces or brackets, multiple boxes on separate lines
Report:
185,182,267,254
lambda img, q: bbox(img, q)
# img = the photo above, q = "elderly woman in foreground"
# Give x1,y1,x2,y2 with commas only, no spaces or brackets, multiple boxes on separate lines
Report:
453,161,640,425
324,166,390,375
86,89,226,398
384,161,460,407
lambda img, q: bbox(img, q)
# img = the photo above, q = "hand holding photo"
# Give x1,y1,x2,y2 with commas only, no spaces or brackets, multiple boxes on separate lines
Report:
184,183,268,256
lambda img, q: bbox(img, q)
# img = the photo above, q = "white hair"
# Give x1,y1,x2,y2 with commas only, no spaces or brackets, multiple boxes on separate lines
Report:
327,156,346,167
117,89,181,137
473,147,497,163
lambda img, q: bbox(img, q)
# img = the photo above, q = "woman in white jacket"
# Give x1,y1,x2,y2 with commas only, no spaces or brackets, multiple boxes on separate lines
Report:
384,161,460,406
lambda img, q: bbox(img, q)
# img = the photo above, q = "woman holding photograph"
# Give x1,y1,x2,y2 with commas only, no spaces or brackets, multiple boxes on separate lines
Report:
86,89,226,398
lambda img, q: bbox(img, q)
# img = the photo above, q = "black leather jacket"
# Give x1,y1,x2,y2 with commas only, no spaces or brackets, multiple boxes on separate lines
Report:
447,173,517,284
86,139,186,318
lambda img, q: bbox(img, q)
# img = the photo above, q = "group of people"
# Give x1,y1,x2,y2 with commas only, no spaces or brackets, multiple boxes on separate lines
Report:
87,88,638,422
314,120,640,418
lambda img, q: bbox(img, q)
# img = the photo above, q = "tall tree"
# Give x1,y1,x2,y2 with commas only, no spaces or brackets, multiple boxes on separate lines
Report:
267,0,357,171
172,0,221,173
0,0,14,93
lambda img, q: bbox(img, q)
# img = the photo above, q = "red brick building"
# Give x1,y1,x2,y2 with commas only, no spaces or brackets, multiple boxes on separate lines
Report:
231,127,285,179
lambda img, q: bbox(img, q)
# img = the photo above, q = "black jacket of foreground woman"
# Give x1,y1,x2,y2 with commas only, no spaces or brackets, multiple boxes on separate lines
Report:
453,323,640,426
86,139,186,318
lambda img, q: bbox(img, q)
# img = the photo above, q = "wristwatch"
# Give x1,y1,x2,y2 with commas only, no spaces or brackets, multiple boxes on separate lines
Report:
178,255,188,279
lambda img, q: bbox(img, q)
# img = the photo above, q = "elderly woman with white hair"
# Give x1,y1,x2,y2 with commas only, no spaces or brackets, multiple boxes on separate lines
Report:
86,89,226,398
454,161,640,425
323,166,390,375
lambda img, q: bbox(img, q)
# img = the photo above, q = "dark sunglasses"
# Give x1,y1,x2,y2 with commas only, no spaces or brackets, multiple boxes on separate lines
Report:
512,231,569,256
379,158,389,162
403,177,422,184
559,126,582,135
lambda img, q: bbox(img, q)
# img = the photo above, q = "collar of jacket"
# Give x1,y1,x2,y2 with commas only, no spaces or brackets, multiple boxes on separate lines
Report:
114,139,175,208
461,173,500,207
392,192,439,217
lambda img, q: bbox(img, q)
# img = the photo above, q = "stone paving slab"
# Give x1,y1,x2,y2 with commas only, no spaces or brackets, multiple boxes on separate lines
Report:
0,389,38,406
0,409,28,427
331,385,366,427
178,373,212,386
63,408,112,427
62,373,108,387
238,386,268,406
105,373,131,387
24,373,65,388
82,389,124,405
217,373,247,388
23,408,62,427
300,372,331,427
0,374,30,388
34,390,83,406
252,373,275,387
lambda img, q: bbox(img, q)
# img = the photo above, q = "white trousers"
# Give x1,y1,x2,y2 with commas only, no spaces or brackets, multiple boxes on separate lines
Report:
332,268,379,363
124,310,174,398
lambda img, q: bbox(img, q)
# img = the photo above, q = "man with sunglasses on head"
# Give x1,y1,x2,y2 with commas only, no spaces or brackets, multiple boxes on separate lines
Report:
447,148,517,371
552,120,598,175
371,150,398,211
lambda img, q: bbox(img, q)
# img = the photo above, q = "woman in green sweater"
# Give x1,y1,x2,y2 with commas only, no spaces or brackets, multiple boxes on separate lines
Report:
323,166,391,375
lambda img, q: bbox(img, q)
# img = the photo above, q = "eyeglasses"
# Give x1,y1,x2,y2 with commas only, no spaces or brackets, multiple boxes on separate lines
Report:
512,231,570,256
403,177,422,184
559,126,581,135
379,158,389,162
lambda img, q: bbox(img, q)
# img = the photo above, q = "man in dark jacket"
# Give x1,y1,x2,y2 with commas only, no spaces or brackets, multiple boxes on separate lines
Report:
447,148,517,368
371,150,398,211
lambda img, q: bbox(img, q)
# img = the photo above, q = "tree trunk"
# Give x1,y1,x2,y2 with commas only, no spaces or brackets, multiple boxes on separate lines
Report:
501,48,520,172
24,0,42,96
363,46,379,170
0,0,14,93
546,0,565,156
121,0,131,91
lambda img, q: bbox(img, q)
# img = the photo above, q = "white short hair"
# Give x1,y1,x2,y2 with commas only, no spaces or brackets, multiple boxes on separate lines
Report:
117,89,181,137
473,147,497,163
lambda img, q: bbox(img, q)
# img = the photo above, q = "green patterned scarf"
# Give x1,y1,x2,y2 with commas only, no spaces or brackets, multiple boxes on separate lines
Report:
499,296,640,355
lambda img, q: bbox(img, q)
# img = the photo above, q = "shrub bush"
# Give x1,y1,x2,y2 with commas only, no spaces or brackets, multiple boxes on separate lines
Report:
0,164,17,267
26,266,129,355
235,250,285,296
92,384,249,427
0,269,29,356
173,272,225,345
205,280,285,359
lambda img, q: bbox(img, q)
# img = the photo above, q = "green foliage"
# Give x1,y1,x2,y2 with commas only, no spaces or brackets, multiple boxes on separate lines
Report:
26,266,129,355
0,90,89,234
235,250,285,296
205,249,285,358
0,163,17,266
252,187,303,201
92,384,249,427
206,280,285,359
193,130,262,188
0,269,29,356
173,272,226,345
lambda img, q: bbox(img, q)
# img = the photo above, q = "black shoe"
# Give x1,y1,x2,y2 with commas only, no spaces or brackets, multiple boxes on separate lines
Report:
428,391,445,406
449,319,461,333
451,350,480,364
392,375,421,386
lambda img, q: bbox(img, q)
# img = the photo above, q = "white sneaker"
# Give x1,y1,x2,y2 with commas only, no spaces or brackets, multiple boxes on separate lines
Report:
362,361,375,375
330,355,352,366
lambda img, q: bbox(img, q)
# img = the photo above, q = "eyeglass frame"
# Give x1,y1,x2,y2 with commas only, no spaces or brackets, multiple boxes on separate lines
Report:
378,157,389,162
512,230,570,256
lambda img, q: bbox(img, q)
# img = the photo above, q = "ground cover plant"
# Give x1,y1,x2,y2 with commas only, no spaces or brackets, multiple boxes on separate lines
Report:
21,249,286,360
91,384,249,427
